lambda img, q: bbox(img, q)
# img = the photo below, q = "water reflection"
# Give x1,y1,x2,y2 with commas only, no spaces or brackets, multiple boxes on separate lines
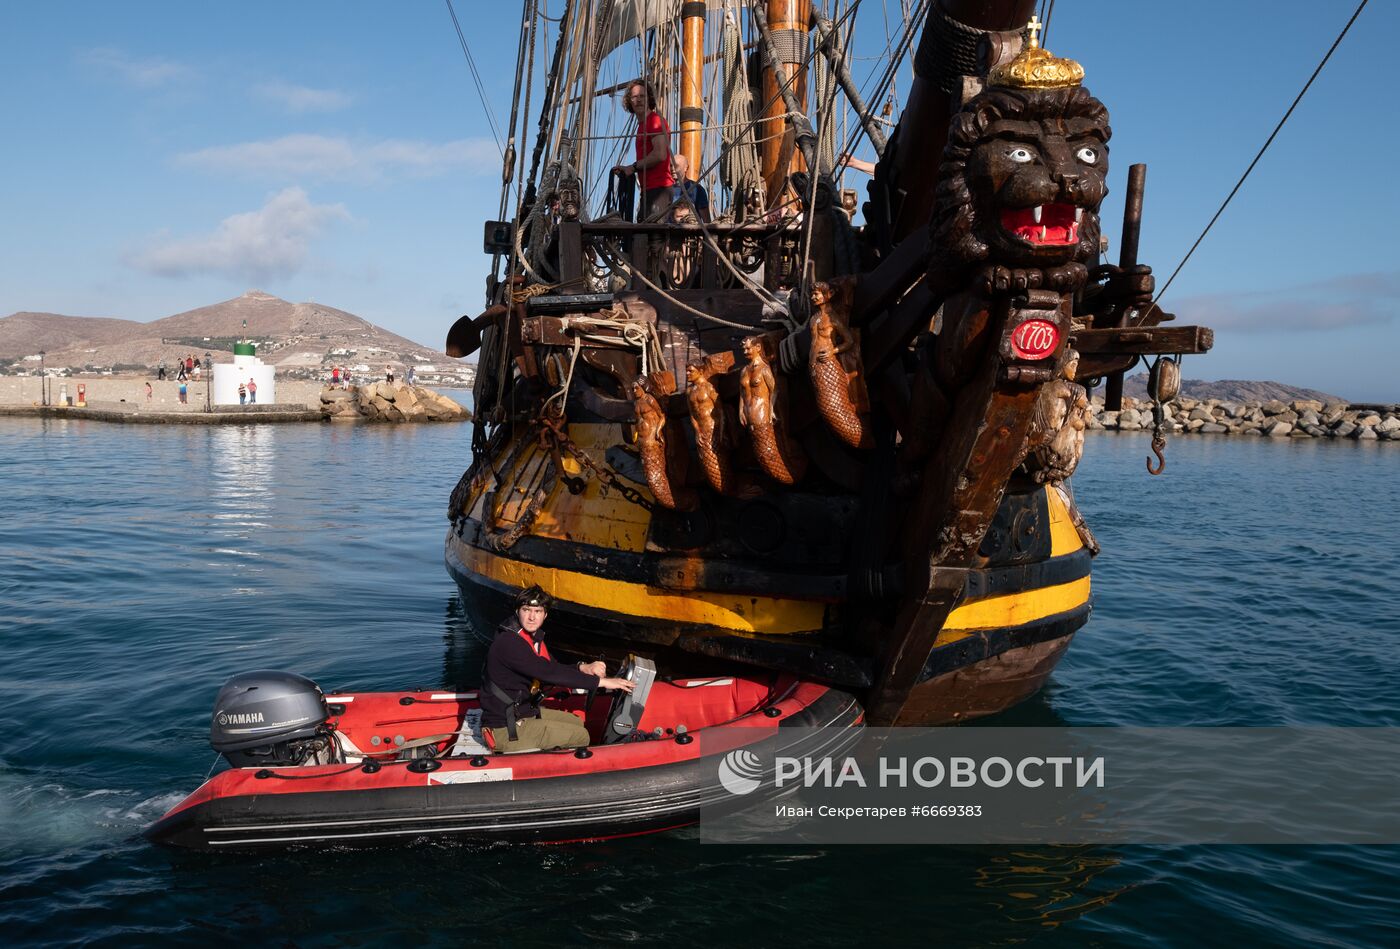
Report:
203,426,276,580
207,426,275,525
441,593,488,690
969,846,1125,931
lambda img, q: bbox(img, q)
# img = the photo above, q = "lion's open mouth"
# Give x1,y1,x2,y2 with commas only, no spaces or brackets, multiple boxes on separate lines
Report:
1000,204,1082,246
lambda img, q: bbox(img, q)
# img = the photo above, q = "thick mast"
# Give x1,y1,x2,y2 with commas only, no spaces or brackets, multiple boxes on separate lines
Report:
757,0,810,205
679,1,706,175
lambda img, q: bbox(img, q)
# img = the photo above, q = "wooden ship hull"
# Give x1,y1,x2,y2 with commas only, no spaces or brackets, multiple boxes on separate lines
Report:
444,1,1211,725
446,423,1091,725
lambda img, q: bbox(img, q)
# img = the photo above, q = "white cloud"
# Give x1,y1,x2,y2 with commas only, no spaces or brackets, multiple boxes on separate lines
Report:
77,47,192,88
129,188,350,282
254,81,353,113
1179,272,1400,333
175,134,499,181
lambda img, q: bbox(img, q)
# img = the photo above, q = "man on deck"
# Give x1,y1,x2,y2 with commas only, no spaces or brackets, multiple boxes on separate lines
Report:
481,585,634,752
612,80,674,222
670,154,711,223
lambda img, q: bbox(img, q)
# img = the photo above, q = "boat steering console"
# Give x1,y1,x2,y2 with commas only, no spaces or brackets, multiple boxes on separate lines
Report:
602,654,657,743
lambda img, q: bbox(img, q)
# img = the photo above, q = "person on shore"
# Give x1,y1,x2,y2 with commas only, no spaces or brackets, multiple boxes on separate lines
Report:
386,365,395,384
191,362,201,382
157,360,166,381
480,585,634,752
406,365,415,386
176,362,187,383
611,79,674,222
178,381,188,404
331,365,341,387
145,382,153,402
248,379,257,403
238,382,247,405
344,367,352,386
185,355,194,376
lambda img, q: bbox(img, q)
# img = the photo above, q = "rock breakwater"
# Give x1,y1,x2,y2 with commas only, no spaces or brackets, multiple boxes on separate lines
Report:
320,383,470,422
1089,396,1400,441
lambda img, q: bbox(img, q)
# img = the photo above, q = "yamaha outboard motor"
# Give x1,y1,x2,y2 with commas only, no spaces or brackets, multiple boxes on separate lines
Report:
209,670,337,768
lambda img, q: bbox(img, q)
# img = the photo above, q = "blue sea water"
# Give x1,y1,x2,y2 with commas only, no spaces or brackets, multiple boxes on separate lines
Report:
0,417,1397,946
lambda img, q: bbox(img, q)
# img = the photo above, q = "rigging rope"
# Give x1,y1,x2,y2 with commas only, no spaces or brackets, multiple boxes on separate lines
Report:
1153,0,1370,306
832,0,926,181
813,20,838,176
719,3,762,200
444,0,504,154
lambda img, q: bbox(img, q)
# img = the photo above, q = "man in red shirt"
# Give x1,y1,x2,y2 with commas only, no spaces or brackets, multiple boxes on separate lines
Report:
612,80,674,221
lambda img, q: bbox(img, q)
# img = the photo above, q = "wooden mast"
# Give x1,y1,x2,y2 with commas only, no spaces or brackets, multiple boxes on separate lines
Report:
679,1,706,177
869,0,1036,252
758,0,810,205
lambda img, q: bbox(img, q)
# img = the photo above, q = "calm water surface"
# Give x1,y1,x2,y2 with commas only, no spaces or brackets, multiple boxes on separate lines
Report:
1,417,1397,946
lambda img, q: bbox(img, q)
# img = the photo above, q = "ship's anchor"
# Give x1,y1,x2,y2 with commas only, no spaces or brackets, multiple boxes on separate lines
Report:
1145,356,1180,476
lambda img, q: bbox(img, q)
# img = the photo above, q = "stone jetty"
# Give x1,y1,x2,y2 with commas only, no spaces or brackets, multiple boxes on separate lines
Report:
320,382,470,422
1089,396,1400,441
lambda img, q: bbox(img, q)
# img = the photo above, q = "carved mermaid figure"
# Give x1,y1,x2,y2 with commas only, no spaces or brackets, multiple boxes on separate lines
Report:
739,336,806,485
632,375,698,510
807,277,872,449
686,358,759,498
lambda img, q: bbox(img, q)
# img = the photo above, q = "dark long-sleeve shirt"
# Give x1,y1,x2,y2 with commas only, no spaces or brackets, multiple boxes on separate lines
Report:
480,616,599,728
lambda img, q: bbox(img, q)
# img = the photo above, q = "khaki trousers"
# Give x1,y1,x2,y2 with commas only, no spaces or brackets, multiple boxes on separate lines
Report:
488,707,590,752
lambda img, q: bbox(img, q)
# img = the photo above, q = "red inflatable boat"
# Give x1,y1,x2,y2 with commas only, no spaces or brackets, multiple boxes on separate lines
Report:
146,659,862,850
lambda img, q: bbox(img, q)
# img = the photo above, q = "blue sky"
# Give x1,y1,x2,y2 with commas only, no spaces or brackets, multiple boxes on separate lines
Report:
2,1,1395,399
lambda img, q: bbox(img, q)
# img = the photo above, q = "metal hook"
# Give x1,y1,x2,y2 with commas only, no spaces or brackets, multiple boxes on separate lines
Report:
1146,434,1167,475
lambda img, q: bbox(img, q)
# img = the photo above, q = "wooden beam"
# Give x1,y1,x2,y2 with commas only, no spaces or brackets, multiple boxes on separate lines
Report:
1070,325,1214,355
521,316,634,348
852,229,931,325
558,220,583,285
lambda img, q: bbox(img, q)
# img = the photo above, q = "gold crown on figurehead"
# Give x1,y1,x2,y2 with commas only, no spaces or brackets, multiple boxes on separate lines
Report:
987,15,1085,90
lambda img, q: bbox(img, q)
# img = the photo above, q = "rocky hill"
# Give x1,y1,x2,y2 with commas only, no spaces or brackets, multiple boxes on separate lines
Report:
0,312,143,358
0,291,470,382
1117,374,1342,405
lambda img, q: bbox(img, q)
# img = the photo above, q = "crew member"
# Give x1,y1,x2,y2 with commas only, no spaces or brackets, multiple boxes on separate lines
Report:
612,80,675,221
670,154,711,223
481,585,634,752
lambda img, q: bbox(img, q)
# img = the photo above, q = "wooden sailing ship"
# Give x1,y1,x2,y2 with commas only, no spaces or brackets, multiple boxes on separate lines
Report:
444,0,1212,725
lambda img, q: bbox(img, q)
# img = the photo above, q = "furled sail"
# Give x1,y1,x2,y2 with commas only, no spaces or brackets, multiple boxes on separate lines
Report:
594,0,732,62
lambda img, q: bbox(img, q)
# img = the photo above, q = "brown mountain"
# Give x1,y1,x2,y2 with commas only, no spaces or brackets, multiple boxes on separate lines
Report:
0,291,458,372
0,312,143,359
147,290,381,339
1118,374,1343,405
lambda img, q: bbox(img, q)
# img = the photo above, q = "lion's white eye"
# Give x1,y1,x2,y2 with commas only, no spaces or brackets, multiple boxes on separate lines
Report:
1076,146,1098,164
1007,147,1034,164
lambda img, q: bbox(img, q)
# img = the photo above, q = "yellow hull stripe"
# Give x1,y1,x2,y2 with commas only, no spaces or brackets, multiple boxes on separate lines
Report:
450,536,1091,639
939,575,1091,645
1045,485,1084,557
451,536,827,635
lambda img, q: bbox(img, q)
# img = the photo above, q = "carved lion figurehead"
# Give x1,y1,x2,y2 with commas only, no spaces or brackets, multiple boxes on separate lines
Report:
932,85,1110,279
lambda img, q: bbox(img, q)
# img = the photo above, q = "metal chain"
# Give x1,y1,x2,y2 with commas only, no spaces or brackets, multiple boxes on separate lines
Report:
537,412,655,511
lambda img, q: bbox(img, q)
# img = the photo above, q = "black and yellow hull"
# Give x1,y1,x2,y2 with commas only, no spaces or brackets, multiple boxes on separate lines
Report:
445,423,1091,725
